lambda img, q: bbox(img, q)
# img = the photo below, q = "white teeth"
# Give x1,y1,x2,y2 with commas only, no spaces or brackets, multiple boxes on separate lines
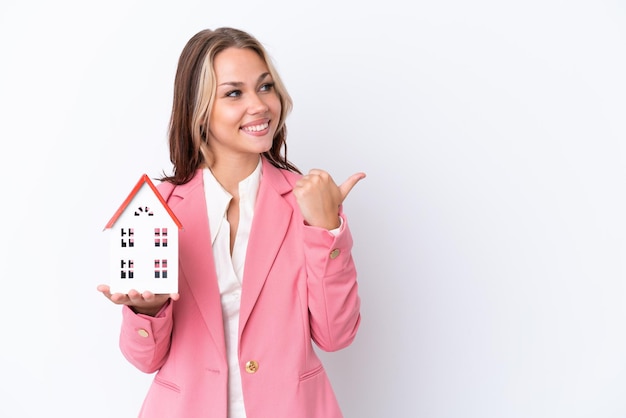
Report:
242,122,269,132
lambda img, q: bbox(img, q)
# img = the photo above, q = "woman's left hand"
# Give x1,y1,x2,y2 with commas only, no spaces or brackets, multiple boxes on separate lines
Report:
293,169,365,230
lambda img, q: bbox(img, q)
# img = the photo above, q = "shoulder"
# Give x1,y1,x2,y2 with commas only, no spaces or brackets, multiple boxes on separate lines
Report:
277,166,302,185
156,169,203,200
261,158,302,189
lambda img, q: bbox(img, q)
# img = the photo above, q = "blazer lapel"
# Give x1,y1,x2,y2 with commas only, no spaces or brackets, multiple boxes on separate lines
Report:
170,170,226,361
239,159,294,335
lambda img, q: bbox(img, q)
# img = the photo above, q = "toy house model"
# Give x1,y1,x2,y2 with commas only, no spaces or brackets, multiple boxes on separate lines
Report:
103,174,183,294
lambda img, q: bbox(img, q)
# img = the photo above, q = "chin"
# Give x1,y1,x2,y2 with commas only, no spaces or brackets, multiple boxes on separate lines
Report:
257,138,275,153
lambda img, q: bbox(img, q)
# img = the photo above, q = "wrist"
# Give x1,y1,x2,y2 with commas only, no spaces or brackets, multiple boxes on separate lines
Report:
130,304,162,317
305,216,340,230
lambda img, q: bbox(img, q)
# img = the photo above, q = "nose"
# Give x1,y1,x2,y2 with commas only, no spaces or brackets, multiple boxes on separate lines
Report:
247,93,269,114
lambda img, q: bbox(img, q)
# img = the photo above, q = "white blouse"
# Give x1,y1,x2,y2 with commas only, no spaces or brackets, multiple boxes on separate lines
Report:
203,158,261,418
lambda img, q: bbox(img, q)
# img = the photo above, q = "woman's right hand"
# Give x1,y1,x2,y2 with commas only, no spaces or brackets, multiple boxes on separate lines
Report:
96,284,179,317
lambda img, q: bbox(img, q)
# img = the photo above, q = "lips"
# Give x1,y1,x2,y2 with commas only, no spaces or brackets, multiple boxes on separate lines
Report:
241,121,270,133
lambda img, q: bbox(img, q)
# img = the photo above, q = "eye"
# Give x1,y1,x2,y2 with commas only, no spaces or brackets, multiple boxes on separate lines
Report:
225,89,242,98
259,82,275,92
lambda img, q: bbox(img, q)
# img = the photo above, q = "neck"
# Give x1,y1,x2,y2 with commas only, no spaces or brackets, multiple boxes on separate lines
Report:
208,154,261,195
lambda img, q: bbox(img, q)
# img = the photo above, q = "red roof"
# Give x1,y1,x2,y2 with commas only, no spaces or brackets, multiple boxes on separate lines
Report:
103,174,183,230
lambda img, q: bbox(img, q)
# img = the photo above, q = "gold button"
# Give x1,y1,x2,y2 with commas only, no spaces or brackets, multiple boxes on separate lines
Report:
137,329,149,338
330,248,340,259
245,360,259,374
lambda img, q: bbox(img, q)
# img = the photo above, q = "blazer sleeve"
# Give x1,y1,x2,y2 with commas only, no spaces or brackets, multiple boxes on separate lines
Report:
118,301,174,373
303,212,361,352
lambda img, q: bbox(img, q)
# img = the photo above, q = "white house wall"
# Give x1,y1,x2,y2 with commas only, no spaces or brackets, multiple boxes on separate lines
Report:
108,183,179,294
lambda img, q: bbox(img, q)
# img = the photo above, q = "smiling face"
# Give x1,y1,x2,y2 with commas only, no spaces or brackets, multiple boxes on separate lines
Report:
207,47,282,167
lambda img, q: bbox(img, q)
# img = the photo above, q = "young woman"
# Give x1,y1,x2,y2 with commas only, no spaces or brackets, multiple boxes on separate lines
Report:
97,27,365,418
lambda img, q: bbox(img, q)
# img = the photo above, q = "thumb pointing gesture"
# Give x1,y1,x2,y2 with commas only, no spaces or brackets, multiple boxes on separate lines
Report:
293,169,366,230
339,172,367,203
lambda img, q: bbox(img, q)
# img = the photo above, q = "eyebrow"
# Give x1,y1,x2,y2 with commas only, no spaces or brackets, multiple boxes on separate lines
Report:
218,72,271,88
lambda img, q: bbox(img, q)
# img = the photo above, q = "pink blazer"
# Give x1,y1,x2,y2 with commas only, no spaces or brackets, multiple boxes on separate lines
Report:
118,158,361,418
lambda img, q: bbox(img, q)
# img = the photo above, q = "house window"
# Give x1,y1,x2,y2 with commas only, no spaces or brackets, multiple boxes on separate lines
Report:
154,259,168,279
154,228,168,247
120,259,134,279
120,228,134,248
134,206,154,216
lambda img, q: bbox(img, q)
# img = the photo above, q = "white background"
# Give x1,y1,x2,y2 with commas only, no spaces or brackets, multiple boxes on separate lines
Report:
1,1,625,417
